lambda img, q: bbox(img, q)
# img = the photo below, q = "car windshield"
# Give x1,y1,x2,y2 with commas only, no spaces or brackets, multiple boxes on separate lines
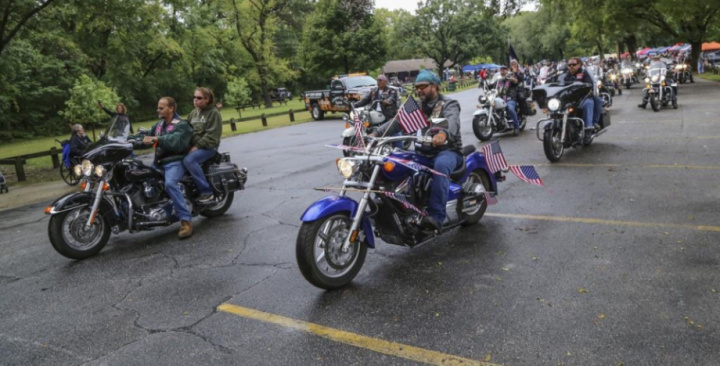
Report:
343,76,377,89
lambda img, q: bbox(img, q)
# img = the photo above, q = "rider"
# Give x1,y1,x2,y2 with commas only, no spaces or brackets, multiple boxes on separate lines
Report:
495,64,523,136
638,55,673,108
69,124,92,158
135,97,195,239
373,70,462,231
184,87,223,205
561,57,602,143
353,74,398,122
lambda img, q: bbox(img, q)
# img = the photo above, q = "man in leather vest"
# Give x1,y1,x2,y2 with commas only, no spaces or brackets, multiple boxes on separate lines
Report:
353,74,398,121
374,70,462,231
561,57,601,143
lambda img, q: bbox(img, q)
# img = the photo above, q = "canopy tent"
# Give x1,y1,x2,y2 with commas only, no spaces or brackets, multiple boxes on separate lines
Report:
702,42,720,51
462,63,501,72
637,47,653,56
668,43,685,52
620,51,630,58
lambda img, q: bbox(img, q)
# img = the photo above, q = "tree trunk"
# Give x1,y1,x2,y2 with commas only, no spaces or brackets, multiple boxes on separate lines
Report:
690,40,702,73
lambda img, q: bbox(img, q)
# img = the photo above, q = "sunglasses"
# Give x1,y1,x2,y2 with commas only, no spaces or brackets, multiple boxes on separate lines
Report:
414,84,430,91
193,96,204,100
568,63,579,67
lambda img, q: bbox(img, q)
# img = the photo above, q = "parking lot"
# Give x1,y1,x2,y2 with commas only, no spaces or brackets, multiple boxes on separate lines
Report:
1,79,719,366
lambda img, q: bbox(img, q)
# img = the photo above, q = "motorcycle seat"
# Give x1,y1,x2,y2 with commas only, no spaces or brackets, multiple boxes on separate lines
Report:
449,147,475,181
462,145,476,156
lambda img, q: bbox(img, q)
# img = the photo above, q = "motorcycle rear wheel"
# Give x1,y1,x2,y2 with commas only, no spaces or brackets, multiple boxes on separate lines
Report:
200,191,234,218
543,129,564,163
460,170,491,226
472,114,493,141
49,207,111,260
296,213,367,290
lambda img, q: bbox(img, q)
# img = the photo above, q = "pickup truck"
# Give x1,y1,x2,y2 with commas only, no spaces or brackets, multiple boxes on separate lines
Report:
302,75,377,120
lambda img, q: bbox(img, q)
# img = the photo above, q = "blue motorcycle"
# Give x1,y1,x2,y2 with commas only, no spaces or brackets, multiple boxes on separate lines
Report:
296,123,503,289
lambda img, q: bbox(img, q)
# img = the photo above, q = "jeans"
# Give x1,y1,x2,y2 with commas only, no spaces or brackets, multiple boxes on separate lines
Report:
183,148,216,196
592,96,604,125
506,99,520,129
153,161,192,222
581,98,594,128
427,150,463,224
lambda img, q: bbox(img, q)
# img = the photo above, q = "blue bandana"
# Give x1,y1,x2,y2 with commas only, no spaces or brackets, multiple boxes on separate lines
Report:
415,69,441,85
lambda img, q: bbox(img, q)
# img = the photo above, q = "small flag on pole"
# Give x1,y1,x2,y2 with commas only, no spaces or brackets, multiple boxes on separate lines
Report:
481,140,509,173
383,191,427,216
483,192,498,205
509,165,545,187
352,110,365,148
397,96,429,134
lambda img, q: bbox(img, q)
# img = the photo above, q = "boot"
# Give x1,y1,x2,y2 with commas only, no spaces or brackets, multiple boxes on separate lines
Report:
637,102,646,109
179,220,193,239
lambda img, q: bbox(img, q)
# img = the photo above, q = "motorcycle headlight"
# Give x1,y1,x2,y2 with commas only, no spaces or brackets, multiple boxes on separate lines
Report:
645,77,650,83
336,159,356,179
610,74,617,80
81,160,94,177
73,165,82,176
547,98,561,112
661,75,666,81
479,96,488,104
598,81,603,87
651,75,659,82
94,165,106,177
675,65,682,70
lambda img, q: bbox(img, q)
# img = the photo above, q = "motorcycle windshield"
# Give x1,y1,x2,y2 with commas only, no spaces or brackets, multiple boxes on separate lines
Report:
532,82,591,109
647,68,666,77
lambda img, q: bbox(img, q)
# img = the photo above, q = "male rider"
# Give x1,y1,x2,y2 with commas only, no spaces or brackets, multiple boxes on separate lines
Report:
372,70,462,232
132,97,195,239
561,57,602,143
639,55,673,108
354,75,398,122
496,64,523,136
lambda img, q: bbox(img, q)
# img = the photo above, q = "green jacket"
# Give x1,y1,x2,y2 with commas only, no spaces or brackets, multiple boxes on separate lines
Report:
187,106,222,149
132,117,194,166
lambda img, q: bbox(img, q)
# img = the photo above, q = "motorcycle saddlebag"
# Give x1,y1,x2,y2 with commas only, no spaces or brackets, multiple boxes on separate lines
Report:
205,162,246,192
601,110,611,129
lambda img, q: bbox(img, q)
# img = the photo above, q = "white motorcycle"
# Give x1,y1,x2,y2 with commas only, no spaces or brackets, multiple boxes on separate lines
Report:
471,74,527,141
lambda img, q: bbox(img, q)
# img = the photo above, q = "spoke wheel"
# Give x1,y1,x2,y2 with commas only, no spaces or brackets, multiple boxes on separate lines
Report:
543,128,564,162
49,207,110,260
472,114,493,141
296,213,367,290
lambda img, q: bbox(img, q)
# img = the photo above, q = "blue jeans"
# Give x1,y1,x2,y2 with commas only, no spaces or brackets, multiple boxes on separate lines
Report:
428,150,463,224
581,98,594,128
183,148,216,196
153,161,192,222
592,96,604,125
506,100,520,129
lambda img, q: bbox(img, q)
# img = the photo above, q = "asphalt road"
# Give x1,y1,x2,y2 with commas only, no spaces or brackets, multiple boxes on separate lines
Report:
1,79,719,366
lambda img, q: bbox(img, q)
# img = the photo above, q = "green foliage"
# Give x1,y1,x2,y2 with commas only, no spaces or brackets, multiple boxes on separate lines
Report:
224,76,252,107
60,75,121,128
299,0,387,86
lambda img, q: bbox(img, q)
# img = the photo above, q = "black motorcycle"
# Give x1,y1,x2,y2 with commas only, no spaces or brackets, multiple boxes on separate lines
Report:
45,120,247,260
532,81,611,162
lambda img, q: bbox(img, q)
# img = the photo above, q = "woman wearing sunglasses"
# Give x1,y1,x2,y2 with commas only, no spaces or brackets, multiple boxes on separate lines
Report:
184,87,223,204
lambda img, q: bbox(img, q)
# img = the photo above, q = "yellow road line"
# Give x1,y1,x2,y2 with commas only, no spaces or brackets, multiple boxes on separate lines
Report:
485,213,720,233
522,163,720,170
217,303,502,366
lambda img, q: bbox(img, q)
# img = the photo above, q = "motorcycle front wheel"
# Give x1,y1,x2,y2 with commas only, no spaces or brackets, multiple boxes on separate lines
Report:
650,95,660,112
48,207,111,260
543,129,564,163
296,213,367,290
472,114,493,141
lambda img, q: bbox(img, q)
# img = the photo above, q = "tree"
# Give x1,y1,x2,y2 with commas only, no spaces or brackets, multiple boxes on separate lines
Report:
412,0,502,75
227,0,298,108
224,76,252,109
60,75,121,136
299,0,387,85
0,0,57,55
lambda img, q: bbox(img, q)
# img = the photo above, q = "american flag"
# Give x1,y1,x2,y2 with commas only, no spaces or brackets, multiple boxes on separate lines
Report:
481,140,508,173
382,191,427,216
509,165,545,187
397,96,429,134
387,157,448,177
353,111,365,148
483,192,498,205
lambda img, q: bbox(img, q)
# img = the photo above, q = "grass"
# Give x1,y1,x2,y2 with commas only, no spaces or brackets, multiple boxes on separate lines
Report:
696,73,720,82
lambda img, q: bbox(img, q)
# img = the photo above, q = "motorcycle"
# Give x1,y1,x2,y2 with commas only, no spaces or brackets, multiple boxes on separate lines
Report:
641,68,677,112
341,101,412,156
44,118,248,260
532,81,612,162
673,63,694,84
620,66,638,89
296,126,502,289
471,74,528,141
605,69,622,96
